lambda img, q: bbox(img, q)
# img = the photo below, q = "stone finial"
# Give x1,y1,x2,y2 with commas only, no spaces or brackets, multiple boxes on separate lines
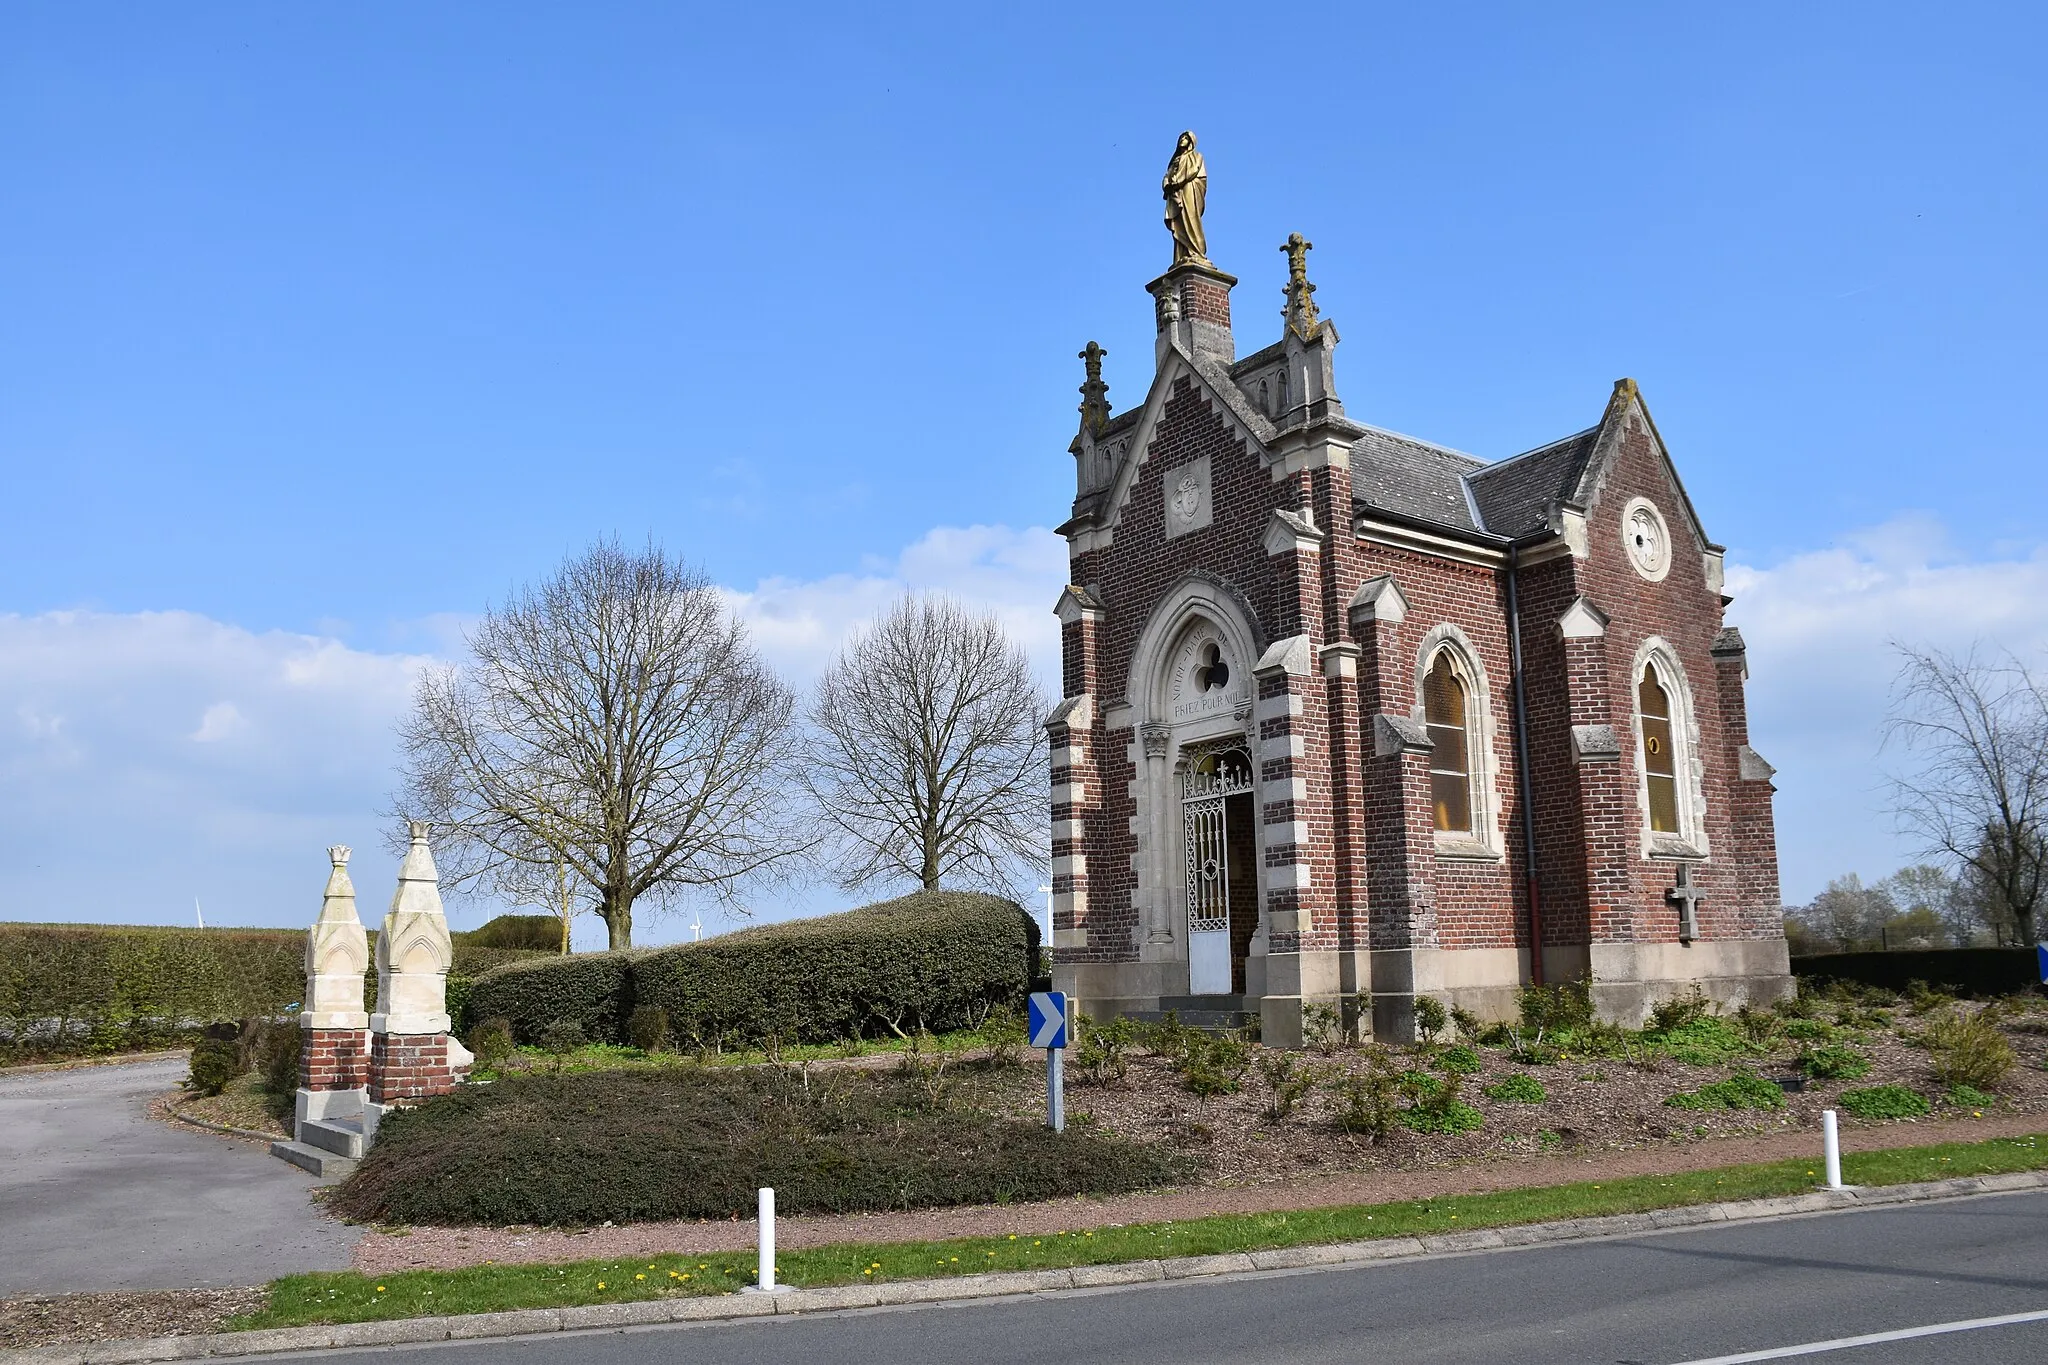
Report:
1281,233,1321,339
303,844,370,1030
1077,341,1110,437
371,820,454,1037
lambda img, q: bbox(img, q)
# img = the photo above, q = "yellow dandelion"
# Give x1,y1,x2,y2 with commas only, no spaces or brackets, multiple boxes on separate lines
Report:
597,1281,606,1289
681,1274,690,1280
863,1269,873,1276
376,1286,386,1293
1008,1234,1017,1240
635,1274,645,1281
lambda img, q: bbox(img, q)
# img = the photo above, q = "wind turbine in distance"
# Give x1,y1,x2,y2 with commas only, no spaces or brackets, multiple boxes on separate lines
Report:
194,897,205,929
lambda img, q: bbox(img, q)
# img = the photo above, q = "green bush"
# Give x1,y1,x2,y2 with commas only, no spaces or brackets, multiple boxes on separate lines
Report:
256,1023,301,1096
1482,1073,1548,1103
329,1067,1196,1225
1651,1016,1760,1066
1399,1070,1483,1134
463,952,637,1046
1329,1047,1402,1139
1435,1045,1482,1075
1646,988,1709,1033
465,1017,516,1073
1664,1074,1786,1111
538,1019,588,1055
1839,1084,1931,1119
627,1005,670,1053
1517,981,1593,1034
458,915,564,952
1946,1084,1995,1109
1178,1035,1251,1097
632,891,1037,1048
1412,996,1449,1044
1781,1018,1836,1042
185,1037,244,1096
1071,1016,1136,1086
1924,1007,2016,1091
1798,1044,1871,1081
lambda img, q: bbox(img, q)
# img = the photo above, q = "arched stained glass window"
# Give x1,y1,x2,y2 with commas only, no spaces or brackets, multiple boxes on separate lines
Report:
1424,652,1472,834
1639,664,1680,834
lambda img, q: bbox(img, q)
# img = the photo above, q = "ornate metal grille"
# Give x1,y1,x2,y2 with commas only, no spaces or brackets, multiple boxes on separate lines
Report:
1182,750,1251,936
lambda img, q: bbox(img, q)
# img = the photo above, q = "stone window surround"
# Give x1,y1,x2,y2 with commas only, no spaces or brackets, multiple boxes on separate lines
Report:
1631,634,1711,861
1412,623,1505,863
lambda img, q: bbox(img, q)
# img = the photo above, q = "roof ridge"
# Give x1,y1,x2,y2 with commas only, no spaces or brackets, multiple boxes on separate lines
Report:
1349,421,1485,467
1471,424,1601,479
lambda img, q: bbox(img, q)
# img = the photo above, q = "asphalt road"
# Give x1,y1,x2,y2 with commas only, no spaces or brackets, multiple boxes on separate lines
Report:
243,1191,2048,1364
0,1058,359,1296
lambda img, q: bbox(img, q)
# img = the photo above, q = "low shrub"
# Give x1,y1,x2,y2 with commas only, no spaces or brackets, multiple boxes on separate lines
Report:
1946,1084,1995,1109
1646,988,1709,1033
1781,1018,1836,1043
1258,1054,1320,1123
1651,1016,1760,1067
1449,1005,1484,1041
1399,1070,1483,1134
977,1005,1027,1067
1839,1084,1931,1120
1434,1045,1482,1075
1482,1073,1548,1104
1178,1035,1251,1098
1329,1047,1401,1139
1664,1074,1786,1111
329,1067,1197,1225
627,1006,670,1054
257,1023,301,1097
465,1017,515,1073
1797,1044,1872,1081
1923,1007,2016,1091
1412,996,1449,1045
1517,980,1594,1034
185,1037,244,1097
538,1019,587,1055
1070,1016,1135,1087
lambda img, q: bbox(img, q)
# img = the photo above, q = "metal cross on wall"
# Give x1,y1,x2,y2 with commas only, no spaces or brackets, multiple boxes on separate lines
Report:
1666,864,1703,943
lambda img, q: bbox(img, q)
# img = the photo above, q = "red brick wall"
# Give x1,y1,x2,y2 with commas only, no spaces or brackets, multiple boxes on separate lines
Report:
299,1027,368,1091
368,1032,458,1105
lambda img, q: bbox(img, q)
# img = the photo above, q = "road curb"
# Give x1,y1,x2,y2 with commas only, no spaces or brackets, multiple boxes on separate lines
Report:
159,1101,289,1146
8,1170,2044,1364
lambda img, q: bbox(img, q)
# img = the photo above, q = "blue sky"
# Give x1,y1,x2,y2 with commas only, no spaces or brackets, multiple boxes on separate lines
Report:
3,3,2046,940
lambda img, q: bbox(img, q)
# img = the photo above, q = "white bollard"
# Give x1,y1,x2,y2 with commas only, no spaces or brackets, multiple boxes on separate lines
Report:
1822,1109,1843,1190
742,1186,788,1293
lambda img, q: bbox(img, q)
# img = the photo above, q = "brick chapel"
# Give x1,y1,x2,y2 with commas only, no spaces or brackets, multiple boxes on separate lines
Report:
1046,133,1793,1046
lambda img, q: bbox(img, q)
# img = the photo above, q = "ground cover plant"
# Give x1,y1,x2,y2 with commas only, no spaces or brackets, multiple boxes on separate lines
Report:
235,1132,2048,1331
329,1062,1195,1226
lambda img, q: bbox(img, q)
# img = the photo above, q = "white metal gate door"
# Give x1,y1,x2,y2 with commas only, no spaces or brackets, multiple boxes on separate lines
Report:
1182,751,1250,996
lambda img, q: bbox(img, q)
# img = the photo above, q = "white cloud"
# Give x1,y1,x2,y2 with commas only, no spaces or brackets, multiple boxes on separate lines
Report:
1727,514,2048,903
724,523,1069,690
9,515,2033,932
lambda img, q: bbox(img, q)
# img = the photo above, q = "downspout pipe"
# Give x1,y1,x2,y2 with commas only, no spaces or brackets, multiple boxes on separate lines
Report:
1506,542,1546,986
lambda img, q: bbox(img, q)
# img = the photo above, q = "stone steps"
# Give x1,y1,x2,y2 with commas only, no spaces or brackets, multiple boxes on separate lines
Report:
300,1114,367,1158
269,1139,358,1181
1126,996,1258,1031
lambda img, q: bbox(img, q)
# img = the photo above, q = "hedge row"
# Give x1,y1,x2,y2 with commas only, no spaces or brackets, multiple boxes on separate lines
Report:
0,922,551,1062
464,891,1041,1048
1792,947,2045,998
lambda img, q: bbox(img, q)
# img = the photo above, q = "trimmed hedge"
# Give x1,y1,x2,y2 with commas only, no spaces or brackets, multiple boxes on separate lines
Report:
462,891,1040,1048
331,1066,1195,1225
1792,949,2043,998
0,922,548,1062
460,950,639,1045
458,915,564,952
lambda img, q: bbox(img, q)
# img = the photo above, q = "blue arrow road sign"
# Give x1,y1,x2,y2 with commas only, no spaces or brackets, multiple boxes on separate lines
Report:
1028,991,1068,1050
2037,943,2047,984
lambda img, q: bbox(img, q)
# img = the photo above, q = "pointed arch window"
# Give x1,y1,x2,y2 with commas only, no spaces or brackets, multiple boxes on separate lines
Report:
1424,651,1473,834
1638,663,1680,834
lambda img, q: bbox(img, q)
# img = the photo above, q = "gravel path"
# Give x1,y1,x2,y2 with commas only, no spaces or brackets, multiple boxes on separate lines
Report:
351,1111,2047,1272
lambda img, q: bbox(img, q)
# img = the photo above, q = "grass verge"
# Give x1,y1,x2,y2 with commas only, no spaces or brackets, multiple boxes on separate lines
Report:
235,1131,2047,1331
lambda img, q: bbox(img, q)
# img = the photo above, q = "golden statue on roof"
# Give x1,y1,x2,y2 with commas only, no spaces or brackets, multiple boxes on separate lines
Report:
1162,131,1210,268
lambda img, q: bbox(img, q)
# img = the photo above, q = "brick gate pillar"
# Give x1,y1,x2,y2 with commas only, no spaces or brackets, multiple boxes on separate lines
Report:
296,845,370,1135
364,821,471,1140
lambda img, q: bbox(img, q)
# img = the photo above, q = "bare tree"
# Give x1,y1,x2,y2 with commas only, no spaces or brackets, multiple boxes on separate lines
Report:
800,593,1049,893
394,540,801,949
1794,873,1895,951
1884,642,2048,946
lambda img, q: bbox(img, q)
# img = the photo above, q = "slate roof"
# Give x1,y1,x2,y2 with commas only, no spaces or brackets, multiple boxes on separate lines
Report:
1348,426,1489,535
1465,427,1602,539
